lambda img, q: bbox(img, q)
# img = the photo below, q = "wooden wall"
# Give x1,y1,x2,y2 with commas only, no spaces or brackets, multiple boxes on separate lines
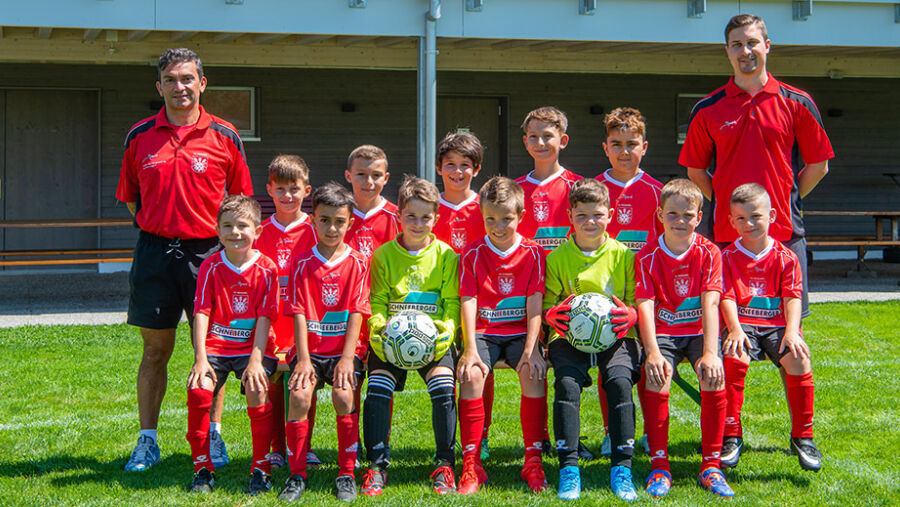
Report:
0,63,896,248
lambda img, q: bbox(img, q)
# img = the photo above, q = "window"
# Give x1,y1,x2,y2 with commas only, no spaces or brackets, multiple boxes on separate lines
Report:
676,93,705,145
203,87,259,141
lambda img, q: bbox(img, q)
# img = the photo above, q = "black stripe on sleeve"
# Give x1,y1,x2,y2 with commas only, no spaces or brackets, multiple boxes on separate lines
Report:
209,121,247,163
778,85,825,128
123,119,155,150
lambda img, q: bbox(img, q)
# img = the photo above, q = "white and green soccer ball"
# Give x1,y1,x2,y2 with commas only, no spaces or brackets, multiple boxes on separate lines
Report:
564,293,617,353
382,310,439,370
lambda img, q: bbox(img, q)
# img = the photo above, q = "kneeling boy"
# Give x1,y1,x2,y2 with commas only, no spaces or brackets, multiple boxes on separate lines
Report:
186,195,280,495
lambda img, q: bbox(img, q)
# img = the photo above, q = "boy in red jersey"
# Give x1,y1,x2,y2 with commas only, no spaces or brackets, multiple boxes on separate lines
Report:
636,179,733,498
186,195,280,495
344,145,400,259
254,155,317,469
594,107,663,457
456,176,548,494
719,183,820,471
516,106,583,251
278,183,370,502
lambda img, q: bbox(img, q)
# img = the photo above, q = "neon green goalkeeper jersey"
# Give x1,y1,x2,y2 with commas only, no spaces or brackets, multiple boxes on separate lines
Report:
369,235,460,328
544,234,637,342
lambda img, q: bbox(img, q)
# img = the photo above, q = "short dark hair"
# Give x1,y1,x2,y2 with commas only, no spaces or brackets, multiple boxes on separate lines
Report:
605,107,646,140
568,179,610,208
521,106,568,134
398,174,440,213
268,154,310,185
157,48,204,81
436,131,484,168
730,183,771,208
218,194,261,226
347,144,388,170
725,14,768,43
479,176,524,214
660,178,703,213
311,182,355,214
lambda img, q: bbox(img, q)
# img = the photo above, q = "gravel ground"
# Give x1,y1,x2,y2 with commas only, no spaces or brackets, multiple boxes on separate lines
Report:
0,258,897,329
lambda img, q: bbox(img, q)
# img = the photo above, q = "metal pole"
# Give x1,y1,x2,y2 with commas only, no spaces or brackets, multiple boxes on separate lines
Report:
421,0,440,183
417,36,426,177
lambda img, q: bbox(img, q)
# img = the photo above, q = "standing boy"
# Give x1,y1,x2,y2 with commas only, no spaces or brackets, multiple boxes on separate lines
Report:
719,183,820,471
362,175,460,496
344,145,400,260
254,154,316,469
279,183,370,502
635,179,732,498
186,195,279,495
456,176,548,494
542,179,640,501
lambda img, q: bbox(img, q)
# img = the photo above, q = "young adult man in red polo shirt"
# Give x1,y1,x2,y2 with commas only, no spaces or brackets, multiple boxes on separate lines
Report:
679,14,834,319
116,48,254,472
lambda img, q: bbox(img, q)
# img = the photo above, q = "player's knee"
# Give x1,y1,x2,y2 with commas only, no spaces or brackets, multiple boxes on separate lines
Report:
602,375,634,406
427,374,455,406
366,372,396,402
187,387,213,410
332,387,355,415
780,355,812,376
554,375,582,404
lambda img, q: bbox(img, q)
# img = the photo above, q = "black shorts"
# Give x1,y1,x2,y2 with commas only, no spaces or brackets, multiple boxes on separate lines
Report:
128,231,221,329
548,338,641,388
655,334,720,369
784,236,810,318
475,333,534,372
366,347,457,392
728,325,792,367
289,354,366,389
208,354,278,395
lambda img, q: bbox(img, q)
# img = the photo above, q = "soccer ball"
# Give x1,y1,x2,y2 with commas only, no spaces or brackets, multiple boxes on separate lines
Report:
564,293,617,353
381,310,439,370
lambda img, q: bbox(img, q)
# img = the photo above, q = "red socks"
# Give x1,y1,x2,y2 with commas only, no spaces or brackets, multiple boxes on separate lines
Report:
723,357,749,438
785,371,815,438
643,389,671,472
521,395,546,461
597,381,610,434
269,380,287,455
482,374,495,440
700,389,726,472
248,403,274,474
336,413,360,477
459,398,485,462
286,419,309,478
187,388,214,473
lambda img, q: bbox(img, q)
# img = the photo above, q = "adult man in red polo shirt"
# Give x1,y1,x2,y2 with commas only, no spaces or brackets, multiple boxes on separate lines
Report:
116,48,254,471
680,14,834,318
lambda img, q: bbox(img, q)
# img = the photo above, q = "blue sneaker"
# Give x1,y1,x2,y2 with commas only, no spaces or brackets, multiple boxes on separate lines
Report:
699,468,735,497
557,466,581,500
210,431,229,468
124,435,160,472
645,469,671,497
610,466,638,502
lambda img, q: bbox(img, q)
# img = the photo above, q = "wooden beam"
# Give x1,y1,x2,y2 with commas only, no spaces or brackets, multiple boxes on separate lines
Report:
296,34,332,45
36,27,52,40
337,35,376,47
127,30,149,42
453,38,495,49
212,32,243,44
528,40,582,51
373,36,411,48
491,40,540,50
170,31,197,42
83,29,102,41
0,27,4,39
253,33,289,44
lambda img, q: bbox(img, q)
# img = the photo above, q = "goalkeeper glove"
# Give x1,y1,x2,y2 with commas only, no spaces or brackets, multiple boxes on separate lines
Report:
544,294,575,336
610,295,637,339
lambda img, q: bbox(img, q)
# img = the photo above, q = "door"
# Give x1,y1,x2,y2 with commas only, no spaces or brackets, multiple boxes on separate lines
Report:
1,89,99,269
437,96,507,193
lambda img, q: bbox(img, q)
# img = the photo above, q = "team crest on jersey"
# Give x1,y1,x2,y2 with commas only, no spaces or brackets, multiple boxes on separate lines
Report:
533,198,550,223
231,292,250,314
322,283,340,307
450,228,467,250
357,237,374,257
498,274,515,295
191,155,208,174
674,274,690,297
276,249,292,270
749,277,767,296
407,271,423,292
616,203,633,225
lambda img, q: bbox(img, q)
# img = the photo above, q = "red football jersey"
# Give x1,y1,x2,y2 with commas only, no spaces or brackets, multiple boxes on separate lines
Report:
287,246,371,359
435,194,485,254
596,169,663,252
194,251,279,358
254,214,317,354
722,239,802,327
460,236,545,336
635,234,723,337
345,198,400,259
516,169,582,251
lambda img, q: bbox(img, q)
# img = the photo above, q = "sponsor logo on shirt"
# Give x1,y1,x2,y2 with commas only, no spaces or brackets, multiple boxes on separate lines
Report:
211,323,252,341
231,292,249,314
720,118,740,130
191,155,208,174
657,297,702,325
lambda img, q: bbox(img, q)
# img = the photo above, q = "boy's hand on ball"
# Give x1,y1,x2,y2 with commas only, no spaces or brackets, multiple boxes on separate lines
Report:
610,295,637,338
545,294,575,335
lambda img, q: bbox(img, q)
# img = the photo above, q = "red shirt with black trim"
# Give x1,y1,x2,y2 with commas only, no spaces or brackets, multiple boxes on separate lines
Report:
459,235,545,336
345,198,400,260
116,106,254,239
722,238,802,327
596,169,663,252
678,74,834,242
287,245,371,360
635,233,723,337
516,169,582,251
435,194,485,254
254,214,317,354
194,250,279,358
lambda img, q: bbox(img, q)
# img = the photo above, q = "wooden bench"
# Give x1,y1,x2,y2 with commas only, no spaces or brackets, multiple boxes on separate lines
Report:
804,210,900,272
0,218,134,267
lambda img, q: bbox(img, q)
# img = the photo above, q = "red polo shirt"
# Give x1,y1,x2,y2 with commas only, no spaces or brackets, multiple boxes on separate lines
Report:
116,106,254,240
678,74,834,242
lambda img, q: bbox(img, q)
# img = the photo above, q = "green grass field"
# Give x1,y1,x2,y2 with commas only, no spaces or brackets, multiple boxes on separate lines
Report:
2,301,899,505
